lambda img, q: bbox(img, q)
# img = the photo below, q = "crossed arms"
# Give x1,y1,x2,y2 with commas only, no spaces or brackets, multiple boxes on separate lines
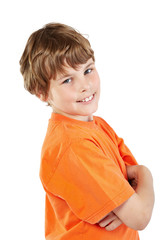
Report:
98,165,155,231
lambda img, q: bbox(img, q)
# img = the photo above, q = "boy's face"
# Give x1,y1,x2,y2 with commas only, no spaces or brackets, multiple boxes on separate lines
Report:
47,58,100,121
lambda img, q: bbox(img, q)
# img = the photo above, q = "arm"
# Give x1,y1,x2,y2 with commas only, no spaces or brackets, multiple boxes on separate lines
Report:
99,165,154,231
113,165,155,230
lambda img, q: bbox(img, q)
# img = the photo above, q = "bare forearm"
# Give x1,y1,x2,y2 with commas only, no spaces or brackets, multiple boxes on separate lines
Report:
126,165,155,229
129,165,155,222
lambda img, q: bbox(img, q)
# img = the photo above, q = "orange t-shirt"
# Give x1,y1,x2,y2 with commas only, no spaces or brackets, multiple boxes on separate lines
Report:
40,113,139,240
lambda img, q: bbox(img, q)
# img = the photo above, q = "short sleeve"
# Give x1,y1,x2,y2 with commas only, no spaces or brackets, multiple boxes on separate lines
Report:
115,134,138,166
45,139,135,224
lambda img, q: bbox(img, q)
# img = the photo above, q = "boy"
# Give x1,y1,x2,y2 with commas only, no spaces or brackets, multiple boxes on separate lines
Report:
19,23,154,240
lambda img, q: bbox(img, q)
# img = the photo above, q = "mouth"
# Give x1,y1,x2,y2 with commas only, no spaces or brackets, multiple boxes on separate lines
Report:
77,93,95,103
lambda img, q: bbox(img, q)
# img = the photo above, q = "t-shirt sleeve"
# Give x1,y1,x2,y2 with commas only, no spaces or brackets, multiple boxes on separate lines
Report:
96,116,138,166
44,139,135,224
115,134,138,166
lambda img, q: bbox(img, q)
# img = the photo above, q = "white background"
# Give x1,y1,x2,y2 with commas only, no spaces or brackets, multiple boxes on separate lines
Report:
0,0,159,239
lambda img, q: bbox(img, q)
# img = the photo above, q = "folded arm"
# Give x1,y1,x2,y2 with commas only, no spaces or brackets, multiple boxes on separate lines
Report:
99,165,155,231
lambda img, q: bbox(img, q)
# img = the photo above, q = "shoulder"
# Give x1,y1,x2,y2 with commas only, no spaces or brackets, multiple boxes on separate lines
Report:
94,116,117,141
41,118,101,159
42,117,96,147
41,120,78,160
40,119,98,182
95,116,115,131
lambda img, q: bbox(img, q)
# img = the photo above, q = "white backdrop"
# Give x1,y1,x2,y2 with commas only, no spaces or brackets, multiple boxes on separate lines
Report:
0,0,159,239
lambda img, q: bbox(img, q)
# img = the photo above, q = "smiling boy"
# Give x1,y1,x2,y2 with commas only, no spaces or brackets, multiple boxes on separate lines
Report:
19,23,154,240
47,58,100,122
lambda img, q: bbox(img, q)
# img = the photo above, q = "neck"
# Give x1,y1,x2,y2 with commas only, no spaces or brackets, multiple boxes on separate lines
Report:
52,109,93,122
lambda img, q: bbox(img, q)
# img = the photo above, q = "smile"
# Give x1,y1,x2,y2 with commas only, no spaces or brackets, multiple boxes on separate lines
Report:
77,94,95,103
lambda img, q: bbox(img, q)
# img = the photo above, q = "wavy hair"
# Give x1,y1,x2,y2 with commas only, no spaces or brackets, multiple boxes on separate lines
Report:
19,23,95,100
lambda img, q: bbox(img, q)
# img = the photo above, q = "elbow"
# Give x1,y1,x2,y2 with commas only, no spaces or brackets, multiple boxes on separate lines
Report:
136,221,148,231
132,195,155,231
134,210,152,231
125,206,153,231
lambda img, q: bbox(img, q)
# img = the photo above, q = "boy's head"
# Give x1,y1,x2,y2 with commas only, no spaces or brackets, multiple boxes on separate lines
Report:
19,23,95,102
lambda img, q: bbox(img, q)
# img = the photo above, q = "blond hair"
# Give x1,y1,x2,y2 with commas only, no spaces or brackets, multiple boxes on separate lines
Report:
19,23,95,100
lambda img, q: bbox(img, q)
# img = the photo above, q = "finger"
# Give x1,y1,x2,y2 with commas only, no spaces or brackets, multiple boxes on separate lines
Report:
98,212,112,223
105,218,122,231
99,213,116,227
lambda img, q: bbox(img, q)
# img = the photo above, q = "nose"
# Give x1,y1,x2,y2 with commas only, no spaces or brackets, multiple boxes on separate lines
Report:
79,77,91,93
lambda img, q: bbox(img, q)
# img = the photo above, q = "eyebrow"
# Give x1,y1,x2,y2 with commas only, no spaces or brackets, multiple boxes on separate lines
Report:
57,61,95,81
85,62,95,69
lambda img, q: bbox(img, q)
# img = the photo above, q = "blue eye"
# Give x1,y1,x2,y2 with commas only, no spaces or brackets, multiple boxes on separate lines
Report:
84,68,92,75
63,78,72,84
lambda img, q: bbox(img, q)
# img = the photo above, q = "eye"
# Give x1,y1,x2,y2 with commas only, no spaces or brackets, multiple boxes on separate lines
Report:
84,68,92,75
62,78,72,84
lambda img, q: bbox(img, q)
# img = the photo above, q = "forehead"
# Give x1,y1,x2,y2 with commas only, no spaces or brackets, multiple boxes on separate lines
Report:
55,58,94,80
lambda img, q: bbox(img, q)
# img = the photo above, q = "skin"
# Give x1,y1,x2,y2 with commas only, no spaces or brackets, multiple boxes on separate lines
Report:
46,58,100,122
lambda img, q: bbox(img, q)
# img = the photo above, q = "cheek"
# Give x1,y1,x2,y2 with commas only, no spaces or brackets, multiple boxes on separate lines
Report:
59,89,76,104
62,90,74,101
93,73,100,89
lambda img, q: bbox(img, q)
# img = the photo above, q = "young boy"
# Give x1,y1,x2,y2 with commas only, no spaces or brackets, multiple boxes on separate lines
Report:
19,23,154,240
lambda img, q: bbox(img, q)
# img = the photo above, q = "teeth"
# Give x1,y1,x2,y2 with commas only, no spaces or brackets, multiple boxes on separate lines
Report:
81,95,93,102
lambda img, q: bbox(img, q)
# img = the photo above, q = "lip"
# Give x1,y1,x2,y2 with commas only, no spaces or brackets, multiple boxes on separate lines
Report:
77,93,96,104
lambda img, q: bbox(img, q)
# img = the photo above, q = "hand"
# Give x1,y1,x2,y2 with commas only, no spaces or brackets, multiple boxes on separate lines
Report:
98,212,123,231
